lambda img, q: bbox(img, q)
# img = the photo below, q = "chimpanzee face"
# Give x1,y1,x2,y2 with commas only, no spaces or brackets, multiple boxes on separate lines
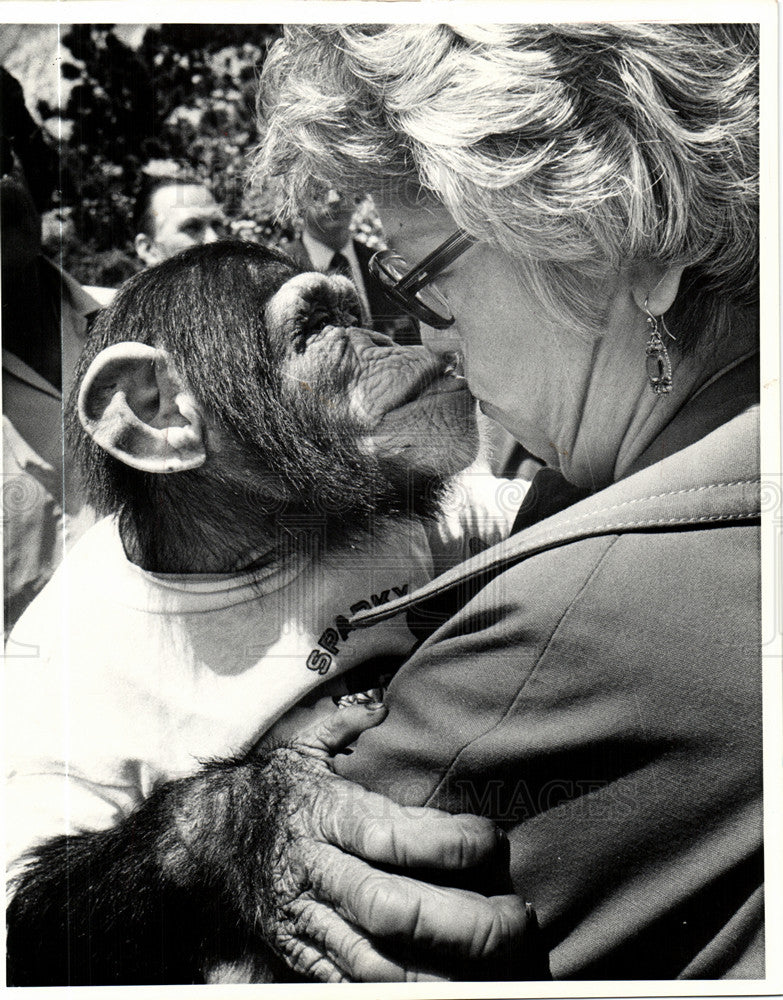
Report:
74,243,480,544
265,273,480,480
283,324,478,478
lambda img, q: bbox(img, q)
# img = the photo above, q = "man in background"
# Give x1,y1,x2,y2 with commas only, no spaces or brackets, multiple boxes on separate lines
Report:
80,174,229,307
294,188,420,345
1,68,98,634
133,175,228,267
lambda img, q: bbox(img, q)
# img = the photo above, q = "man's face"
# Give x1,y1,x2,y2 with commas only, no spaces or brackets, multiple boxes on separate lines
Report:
302,189,355,253
136,183,227,265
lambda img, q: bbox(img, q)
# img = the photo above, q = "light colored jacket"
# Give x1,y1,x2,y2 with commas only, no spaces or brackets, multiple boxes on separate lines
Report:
2,264,99,633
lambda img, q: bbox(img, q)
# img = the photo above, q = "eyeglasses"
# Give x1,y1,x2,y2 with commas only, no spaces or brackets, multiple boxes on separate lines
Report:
369,228,475,329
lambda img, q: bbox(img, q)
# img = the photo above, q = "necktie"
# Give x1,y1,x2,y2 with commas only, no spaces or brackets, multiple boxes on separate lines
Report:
328,251,352,280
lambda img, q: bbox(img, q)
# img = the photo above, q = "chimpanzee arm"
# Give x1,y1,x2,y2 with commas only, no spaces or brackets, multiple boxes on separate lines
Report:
7,704,534,985
6,764,276,986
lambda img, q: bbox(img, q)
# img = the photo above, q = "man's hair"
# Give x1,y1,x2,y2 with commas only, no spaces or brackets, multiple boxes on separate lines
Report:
133,173,206,238
254,23,759,351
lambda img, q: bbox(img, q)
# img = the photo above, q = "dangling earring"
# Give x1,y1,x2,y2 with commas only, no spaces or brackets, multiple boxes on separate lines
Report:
644,297,676,395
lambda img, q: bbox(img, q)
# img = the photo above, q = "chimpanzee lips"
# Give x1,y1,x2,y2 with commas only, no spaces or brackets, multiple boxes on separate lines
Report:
382,355,471,419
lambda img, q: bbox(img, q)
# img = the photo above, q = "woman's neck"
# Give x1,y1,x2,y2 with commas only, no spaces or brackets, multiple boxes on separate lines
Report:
561,302,759,490
614,305,759,482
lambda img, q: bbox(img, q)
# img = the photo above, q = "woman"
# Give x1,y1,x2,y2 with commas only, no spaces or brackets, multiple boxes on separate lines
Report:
254,23,762,979
6,22,762,986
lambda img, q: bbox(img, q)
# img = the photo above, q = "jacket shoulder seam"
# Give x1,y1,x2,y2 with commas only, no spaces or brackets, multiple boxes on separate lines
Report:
525,479,758,540
549,508,760,538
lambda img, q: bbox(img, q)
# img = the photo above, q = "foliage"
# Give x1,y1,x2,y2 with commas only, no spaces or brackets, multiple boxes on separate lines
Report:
37,24,305,286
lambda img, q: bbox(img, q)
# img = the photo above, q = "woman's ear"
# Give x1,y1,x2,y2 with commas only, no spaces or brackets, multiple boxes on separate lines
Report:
77,341,207,473
630,263,686,316
265,272,364,350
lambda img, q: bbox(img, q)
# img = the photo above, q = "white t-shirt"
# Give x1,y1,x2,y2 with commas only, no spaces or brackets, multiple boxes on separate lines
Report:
5,469,526,877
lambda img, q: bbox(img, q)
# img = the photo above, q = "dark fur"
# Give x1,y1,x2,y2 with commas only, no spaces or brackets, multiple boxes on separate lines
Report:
67,240,445,572
6,754,302,985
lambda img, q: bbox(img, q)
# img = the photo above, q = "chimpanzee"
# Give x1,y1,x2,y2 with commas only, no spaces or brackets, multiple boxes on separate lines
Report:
6,240,528,985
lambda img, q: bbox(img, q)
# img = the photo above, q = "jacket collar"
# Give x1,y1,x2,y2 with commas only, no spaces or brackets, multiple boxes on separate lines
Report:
58,263,103,318
1,260,101,401
352,403,760,628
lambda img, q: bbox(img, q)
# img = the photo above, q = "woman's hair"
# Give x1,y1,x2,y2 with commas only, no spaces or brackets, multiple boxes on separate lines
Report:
254,23,759,350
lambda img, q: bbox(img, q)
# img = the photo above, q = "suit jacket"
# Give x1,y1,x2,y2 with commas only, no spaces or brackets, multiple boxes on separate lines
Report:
285,237,420,344
338,376,763,979
3,262,99,633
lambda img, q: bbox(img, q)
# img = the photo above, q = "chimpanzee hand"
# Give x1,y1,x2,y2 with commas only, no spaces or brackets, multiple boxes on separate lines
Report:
7,702,538,986
184,702,536,983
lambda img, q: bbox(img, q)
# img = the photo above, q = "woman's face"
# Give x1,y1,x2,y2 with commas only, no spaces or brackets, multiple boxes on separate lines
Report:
378,198,649,484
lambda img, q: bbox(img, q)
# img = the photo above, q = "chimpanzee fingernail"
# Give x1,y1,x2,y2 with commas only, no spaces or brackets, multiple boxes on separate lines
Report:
335,690,385,710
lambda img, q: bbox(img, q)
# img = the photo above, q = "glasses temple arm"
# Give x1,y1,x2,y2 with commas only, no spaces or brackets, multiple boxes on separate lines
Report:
396,229,476,294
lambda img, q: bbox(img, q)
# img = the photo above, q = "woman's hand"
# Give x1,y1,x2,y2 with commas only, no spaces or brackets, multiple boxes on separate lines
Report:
233,702,536,982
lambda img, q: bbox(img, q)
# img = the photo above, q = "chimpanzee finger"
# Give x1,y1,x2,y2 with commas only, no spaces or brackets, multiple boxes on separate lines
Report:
290,701,388,760
318,782,502,870
307,842,530,966
281,897,447,982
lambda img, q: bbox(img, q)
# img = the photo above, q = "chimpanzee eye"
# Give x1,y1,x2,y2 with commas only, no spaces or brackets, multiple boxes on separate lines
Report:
291,307,332,352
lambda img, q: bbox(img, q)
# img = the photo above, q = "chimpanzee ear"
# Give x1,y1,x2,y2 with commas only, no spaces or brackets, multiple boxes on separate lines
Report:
77,342,207,474
265,272,365,351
